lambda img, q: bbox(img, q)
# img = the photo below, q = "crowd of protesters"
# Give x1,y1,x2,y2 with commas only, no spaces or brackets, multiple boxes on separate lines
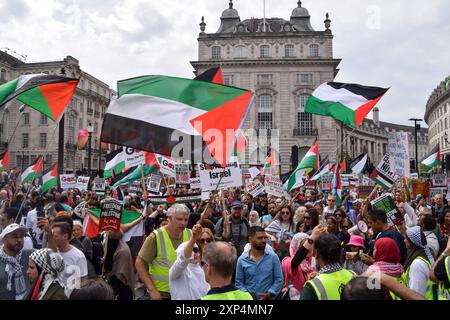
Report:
0,171,449,301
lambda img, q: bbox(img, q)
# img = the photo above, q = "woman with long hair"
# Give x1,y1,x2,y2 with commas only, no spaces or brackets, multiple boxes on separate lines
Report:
25,248,66,300
301,209,319,235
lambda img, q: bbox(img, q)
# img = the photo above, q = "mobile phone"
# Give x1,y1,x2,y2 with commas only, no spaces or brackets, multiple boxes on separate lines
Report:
36,210,46,218
318,215,326,226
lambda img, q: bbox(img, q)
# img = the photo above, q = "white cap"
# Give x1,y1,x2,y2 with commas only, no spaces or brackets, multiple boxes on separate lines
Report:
0,223,28,241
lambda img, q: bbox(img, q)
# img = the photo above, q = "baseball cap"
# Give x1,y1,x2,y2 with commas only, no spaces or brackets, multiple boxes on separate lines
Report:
231,200,243,208
0,223,28,241
416,194,423,200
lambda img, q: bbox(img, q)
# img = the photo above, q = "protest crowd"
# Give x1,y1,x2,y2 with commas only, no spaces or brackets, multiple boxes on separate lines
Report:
0,160,449,301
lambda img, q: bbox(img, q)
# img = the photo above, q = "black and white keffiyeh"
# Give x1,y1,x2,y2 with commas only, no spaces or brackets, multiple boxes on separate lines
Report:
317,262,343,275
0,245,27,300
406,226,435,266
30,249,65,299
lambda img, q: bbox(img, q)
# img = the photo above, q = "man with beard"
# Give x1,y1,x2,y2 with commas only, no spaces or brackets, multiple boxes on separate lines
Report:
235,226,283,300
0,224,33,299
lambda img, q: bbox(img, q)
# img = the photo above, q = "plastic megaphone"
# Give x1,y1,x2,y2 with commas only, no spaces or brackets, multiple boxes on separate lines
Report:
348,221,368,235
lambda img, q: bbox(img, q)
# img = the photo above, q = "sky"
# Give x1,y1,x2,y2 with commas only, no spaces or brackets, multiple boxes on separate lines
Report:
0,0,449,127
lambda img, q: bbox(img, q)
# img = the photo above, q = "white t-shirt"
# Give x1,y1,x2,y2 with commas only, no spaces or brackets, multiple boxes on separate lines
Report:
169,242,210,300
423,231,440,259
407,258,431,297
59,246,88,298
324,206,336,217
26,209,44,247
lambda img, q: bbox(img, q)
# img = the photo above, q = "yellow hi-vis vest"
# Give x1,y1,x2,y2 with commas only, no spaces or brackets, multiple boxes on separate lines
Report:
306,269,355,300
438,256,450,300
201,289,253,300
149,227,192,293
402,256,434,300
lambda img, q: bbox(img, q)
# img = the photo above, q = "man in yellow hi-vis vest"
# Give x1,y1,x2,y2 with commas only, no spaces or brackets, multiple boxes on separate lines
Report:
201,241,255,300
135,204,192,300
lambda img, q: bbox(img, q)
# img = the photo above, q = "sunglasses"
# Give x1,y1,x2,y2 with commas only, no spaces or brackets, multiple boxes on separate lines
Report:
342,225,350,229
304,216,311,219
199,238,213,244
328,199,335,202
200,260,208,268
281,211,290,215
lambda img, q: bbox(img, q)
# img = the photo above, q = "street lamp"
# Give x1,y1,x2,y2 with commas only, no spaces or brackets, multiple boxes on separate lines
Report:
87,123,93,179
408,118,422,173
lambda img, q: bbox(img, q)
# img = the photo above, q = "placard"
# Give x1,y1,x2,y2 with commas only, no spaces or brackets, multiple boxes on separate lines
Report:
93,178,106,195
60,174,77,190
99,198,123,233
374,154,397,189
371,194,402,226
175,164,190,185
157,155,176,177
357,185,375,198
124,147,145,167
76,176,90,191
264,175,287,198
147,174,162,194
198,162,242,191
432,174,446,187
430,187,446,199
245,178,265,197
189,177,201,189
388,132,410,178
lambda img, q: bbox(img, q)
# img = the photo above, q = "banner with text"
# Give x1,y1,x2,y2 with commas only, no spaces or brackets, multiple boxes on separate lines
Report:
124,147,145,168
245,178,265,198
371,194,403,226
76,176,90,191
99,198,123,233
388,132,410,178
147,174,162,194
198,162,242,191
264,175,287,198
60,174,77,190
175,164,190,185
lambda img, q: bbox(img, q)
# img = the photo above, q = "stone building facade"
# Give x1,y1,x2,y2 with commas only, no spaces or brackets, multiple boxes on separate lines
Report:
0,50,114,173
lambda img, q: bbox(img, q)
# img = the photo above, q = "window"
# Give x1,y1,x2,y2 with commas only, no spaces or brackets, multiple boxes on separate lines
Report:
45,155,52,166
79,118,83,130
257,74,273,86
212,46,221,59
297,94,313,135
258,94,273,129
40,113,47,125
260,45,270,58
309,44,319,57
297,73,313,84
94,104,99,117
79,101,84,113
234,46,247,58
0,69,6,81
40,133,47,148
285,45,295,57
223,75,234,86
22,133,29,148
94,122,98,132
23,113,30,125
68,116,75,144
87,101,93,114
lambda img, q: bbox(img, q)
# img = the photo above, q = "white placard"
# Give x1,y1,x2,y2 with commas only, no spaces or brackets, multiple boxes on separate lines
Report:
248,167,261,179
245,178,265,197
198,162,242,191
124,147,145,167
201,191,210,201
189,177,201,189
60,174,77,190
430,187,446,199
432,174,446,186
94,178,106,194
264,175,287,198
376,154,398,183
76,176,90,191
147,174,162,194
175,164,190,185
388,132,410,178
157,155,176,177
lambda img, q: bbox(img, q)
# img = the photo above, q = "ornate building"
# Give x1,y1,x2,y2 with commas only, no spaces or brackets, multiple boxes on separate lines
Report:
0,50,114,173
424,76,450,159
191,1,428,171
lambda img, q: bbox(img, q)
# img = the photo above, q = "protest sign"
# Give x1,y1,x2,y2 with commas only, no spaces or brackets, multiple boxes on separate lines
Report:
198,162,242,191
410,173,419,179
94,178,106,195
248,167,261,179
241,169,251,180
430,187,446,199
341,174,357,186
411,181,430,198
245,178,265,197
147,174,162,194
264,175,287,198
76,176,90,191
157,156,176,177
320,173,333,190
189,177,201,189
175,164,190,185
388,132,410,178
124,147,145,168
371,194,402,226
357,186,374,198
373,154,397,189
60,174,77,190
201,191,210,201
98,198,123,233
148,193,203,205
432,174,446,187
127,183,140,195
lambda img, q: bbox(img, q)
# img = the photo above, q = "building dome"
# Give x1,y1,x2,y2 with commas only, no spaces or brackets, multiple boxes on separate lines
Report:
291,1,310,18
221,0,239,19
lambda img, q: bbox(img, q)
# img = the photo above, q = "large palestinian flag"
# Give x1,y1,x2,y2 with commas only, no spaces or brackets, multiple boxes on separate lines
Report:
101,76,253,166
0,74,79,121
41,163,58,194
305,82,389,128
21,156,43,185
0,151,8,172
420,145,440,169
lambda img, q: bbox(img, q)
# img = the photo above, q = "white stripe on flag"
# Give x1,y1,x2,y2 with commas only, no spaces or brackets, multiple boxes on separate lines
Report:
313,83,369,110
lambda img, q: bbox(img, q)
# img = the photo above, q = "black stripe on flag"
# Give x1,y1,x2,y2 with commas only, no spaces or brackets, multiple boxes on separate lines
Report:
327,82,389,100
105,147,123,163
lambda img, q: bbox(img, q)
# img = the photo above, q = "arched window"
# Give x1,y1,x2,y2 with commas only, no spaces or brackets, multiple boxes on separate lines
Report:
298,94,313,135
260,45,270,58
234,46,247,58
309,44,319,57
212,46,221,59
285,45,294,57
258,94,272,129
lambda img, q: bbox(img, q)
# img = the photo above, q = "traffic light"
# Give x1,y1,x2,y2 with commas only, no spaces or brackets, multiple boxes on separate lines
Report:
415,123,421,131
410,159,416,171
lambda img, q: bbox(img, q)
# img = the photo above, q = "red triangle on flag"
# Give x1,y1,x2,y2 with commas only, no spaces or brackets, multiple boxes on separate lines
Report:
40,80,79,121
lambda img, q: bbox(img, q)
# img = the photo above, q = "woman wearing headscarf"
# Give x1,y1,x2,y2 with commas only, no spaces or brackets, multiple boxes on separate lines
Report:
248,210,261,227
281,232,317,298
402,226,435,299
25,248,66,300
367,237,404,278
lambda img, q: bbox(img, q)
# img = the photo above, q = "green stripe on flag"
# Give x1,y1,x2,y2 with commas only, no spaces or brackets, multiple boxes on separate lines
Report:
0,78,19,103
117,75,247,112
305,95,356,127
17,87,53,120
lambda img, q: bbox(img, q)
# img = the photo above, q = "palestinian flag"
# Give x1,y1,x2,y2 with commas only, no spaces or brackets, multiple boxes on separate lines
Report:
20,156,43,185
194,66,224,85
0,151,8,172
286,142,319,191
370,168,394,190
305,82,389,128
84,208,144,240
339,159,349,174
104,147,127,178
332,162,342,206
350,153,368,175
148,193,202,205
420,145,440,169
101,75,253,166
263,150,279,175
110,164,156,189
311,158,330,181
0,74,79,122
41,163,58,194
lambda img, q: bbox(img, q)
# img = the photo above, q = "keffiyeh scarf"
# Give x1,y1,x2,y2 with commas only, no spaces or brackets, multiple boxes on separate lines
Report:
29,249,65,300
317,262,343,275
0,245,27,300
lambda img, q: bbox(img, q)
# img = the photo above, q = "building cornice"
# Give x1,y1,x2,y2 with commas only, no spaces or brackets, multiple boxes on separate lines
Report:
190,58,341,68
